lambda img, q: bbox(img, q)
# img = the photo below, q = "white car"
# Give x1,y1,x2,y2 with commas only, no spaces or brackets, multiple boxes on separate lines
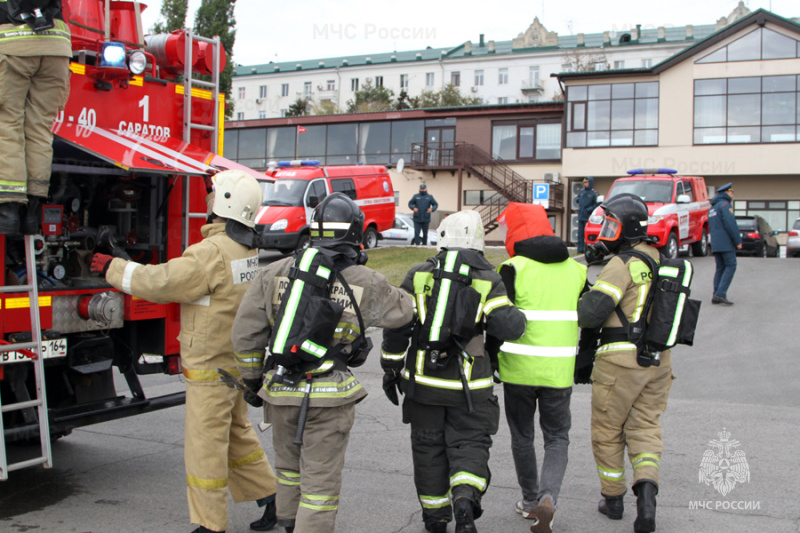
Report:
380,213,439,246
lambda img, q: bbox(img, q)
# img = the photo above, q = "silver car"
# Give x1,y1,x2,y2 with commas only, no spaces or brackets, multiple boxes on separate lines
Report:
380,213,439,246
787,218,800,257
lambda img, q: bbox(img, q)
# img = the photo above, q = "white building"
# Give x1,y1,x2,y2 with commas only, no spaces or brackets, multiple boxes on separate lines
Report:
230,14,734,120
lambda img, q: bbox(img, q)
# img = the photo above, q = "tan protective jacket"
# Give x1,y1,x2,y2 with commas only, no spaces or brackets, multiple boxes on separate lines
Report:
105,223,259,376
232,253,414,407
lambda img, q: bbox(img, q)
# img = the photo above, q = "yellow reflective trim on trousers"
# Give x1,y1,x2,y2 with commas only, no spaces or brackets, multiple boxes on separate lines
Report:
299,494,339,511
187,474,227,489
597,466,625,481
228,448,265,469
596,342,637,354
381,350,405,361
401,368,492,391
632,453,660,469
266,376,362,399
183,367,240,381
420,494,451,509
450,471,487,492
277,470,300,486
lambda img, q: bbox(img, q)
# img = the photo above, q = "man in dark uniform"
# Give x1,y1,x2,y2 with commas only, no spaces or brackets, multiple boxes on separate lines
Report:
382,210,526,533
577,194,672,533
576,177,600,253
708,183,742,305
408,183,438,245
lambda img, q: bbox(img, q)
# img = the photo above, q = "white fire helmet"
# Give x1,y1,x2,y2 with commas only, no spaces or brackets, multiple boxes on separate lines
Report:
210,170,263,228
437,210,485,252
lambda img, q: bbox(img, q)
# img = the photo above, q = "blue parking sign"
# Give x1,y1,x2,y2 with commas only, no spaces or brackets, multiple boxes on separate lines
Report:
534,183,549,200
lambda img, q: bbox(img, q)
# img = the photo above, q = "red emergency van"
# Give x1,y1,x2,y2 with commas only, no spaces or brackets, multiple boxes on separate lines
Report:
583,169,711,259
256,161,396,253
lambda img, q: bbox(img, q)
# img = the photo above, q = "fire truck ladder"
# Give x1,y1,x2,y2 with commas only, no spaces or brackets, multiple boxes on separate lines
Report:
181,31,223,250
0,235,52,480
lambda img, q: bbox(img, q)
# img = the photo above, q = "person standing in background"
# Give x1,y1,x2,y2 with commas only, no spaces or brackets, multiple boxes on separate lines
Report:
708,183,742,305
408,183,438,245
576,177,599,254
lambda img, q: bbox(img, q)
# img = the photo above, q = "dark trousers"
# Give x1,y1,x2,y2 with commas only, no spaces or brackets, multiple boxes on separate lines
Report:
504,383,572,505
713,251,737,298
403,395,500,526
577,220,587,252
413,221,430,245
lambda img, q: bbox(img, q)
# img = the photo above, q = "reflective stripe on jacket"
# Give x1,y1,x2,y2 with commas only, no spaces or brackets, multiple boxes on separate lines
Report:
497,254,587,388
0,18,71,56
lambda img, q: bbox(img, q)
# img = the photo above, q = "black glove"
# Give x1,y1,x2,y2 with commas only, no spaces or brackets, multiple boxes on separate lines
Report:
242,378,264,408
574,364,593,385
382,371,402,406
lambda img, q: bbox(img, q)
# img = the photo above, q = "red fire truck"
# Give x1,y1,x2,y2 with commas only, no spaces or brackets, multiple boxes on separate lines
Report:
0,0,262,478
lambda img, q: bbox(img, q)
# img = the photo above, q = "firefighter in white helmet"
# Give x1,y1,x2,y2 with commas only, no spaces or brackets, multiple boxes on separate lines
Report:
382,210,526,533
90,170,278,533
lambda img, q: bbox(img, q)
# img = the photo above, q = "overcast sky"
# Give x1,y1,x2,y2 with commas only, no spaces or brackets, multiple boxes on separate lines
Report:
138,0,796,66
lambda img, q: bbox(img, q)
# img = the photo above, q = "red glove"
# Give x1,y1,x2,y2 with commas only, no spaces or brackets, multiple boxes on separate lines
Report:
90,253,113,276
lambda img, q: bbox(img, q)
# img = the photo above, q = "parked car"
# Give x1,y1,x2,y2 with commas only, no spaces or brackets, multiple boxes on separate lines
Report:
787,218,800,257
381,213,439,245
734,215,780,257
584,169,710,259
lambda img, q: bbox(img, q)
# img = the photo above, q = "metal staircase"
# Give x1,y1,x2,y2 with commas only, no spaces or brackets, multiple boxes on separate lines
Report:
410,142,533,232
0,235,53,480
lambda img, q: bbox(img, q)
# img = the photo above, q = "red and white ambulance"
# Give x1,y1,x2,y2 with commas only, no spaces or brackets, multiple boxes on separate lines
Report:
256,161,396,252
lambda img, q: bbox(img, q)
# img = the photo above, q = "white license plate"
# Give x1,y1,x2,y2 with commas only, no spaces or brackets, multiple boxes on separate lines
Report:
0,338,68,365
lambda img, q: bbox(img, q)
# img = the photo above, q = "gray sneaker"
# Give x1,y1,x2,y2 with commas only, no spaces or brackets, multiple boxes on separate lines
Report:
515,499,538,519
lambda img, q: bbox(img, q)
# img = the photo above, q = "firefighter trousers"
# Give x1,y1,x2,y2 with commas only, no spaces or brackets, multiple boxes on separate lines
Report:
403,395,500,526
185,381,277,532
590,357,673,496
0,54,70,200
269,402,355,533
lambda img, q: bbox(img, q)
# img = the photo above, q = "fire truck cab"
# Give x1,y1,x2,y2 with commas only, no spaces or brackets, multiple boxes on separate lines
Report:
257,160,396,253
0,0,261,478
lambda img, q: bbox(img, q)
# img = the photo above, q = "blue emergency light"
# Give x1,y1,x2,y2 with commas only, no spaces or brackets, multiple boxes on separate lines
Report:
277,160,321,167
99,42,127,69
627,168,677,175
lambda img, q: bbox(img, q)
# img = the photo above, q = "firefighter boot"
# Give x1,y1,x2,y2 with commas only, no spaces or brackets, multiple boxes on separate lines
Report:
191,527,224,533
454,497,478,533
250,498,277,531
0,202,20,235
425,520,448,533
633,480,658,532
20,196,43,235
597,492,625,520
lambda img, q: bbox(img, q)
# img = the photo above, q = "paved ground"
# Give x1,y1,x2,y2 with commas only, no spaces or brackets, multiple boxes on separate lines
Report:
1,253,798,533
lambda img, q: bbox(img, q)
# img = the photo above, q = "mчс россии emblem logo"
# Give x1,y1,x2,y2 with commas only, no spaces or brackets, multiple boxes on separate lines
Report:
699,428,750,496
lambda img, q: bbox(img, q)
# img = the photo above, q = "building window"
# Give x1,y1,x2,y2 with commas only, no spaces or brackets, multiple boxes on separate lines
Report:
351,78,359,91
694,75,800,144
497,97,508,104
696,27,800,63
561,62,573,73
498,68,508,85
613,60,625,69
474,70,484,86
464,190,501,206
236,112,244,120
281,83,289,97
529,66,540,87
593,61,608,71
258,111,266,119
426,72,435,87
304,82,312,95
566,82,659,148
736,199,800,232
451,71,461,87
280,109,288,117
375,76,384,87
238,87,246,99
641,58,653,68
327,80,336,91
400,74,408,89
491,121,562,161
259,85,267,98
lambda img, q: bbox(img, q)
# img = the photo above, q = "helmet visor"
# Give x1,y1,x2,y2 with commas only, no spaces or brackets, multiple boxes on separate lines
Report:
598,215,622,242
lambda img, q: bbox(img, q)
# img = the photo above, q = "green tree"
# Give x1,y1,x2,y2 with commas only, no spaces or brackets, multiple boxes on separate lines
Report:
193,0,237,118
151,0,188,33
393,90,413,111
346,81,395,113
286,97,311,117
415,85,481,108
313,100,340,115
